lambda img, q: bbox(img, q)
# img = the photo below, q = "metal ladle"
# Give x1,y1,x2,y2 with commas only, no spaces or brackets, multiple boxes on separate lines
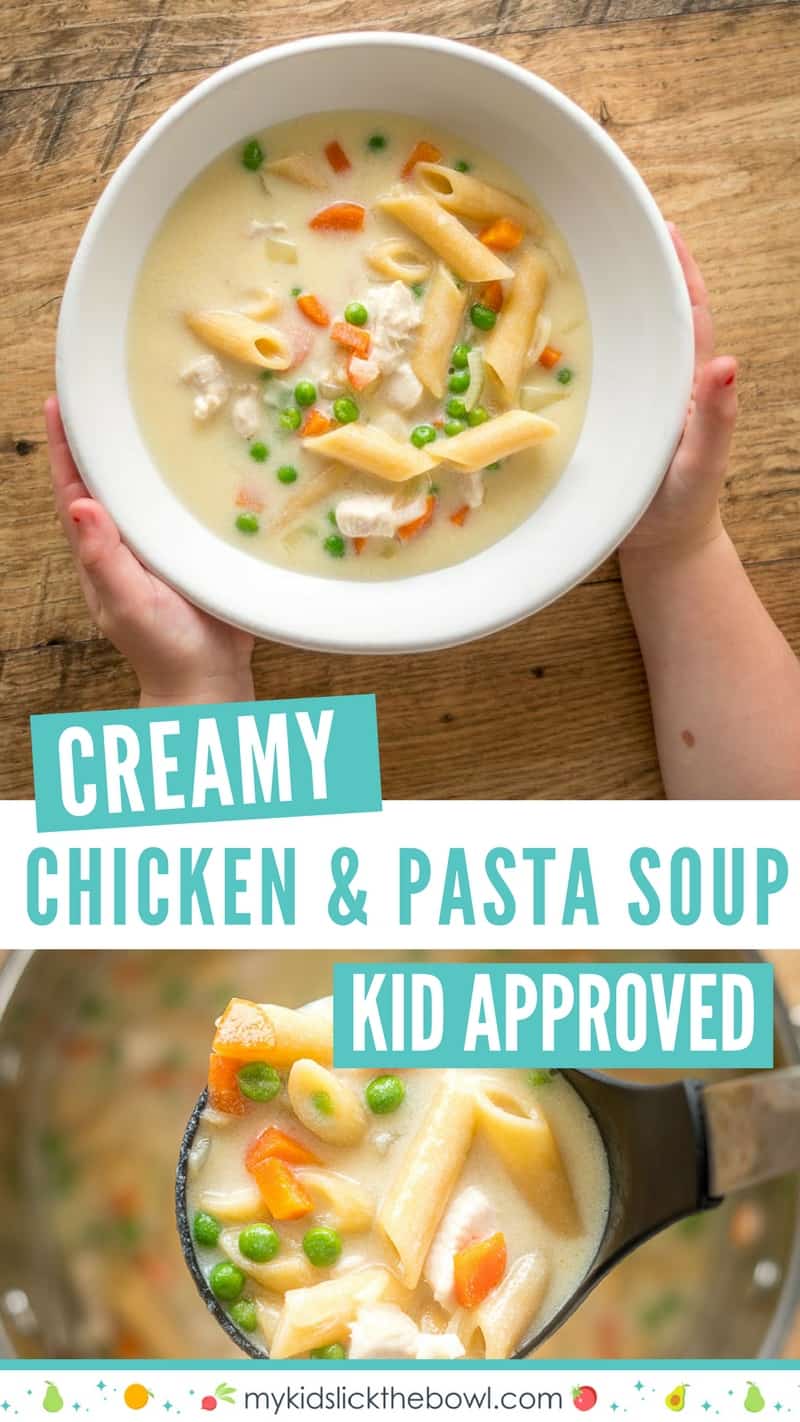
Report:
176,1066,800,1360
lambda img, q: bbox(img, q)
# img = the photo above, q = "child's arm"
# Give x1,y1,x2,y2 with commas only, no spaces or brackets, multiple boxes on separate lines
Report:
46,396,255,708
620,228,800,798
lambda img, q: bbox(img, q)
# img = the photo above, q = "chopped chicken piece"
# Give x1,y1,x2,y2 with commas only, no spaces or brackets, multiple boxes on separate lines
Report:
247,219,289,238
348,355,382,392
349,1304,419,1360
370,1128,399,1155
417,1332,466,1360
231,387,262,440
461,470,485,509
384,361,423,412
335,491,429,541
424,1186,497,1309
181,354,230,422
367,281,422,375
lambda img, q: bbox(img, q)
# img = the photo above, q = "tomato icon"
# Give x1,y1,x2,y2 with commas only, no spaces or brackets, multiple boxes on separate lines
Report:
573,1386,598,1412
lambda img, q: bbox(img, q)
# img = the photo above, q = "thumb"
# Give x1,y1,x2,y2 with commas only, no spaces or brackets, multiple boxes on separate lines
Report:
69,497,151,624
679,356,737,483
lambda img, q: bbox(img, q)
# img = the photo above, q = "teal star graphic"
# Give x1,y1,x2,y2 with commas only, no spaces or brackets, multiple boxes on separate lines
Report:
635,1382,644,1392
72,1404,81,1413
164,1405,173,1413
775,1406,783,1413
611,1406,619,1414
702,1404,711,1413
2,1402,10,1411
97,1383,106,1392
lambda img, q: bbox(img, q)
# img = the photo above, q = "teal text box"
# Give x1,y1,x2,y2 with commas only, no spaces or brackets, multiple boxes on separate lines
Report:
333,962,774,1069
31,696,381,831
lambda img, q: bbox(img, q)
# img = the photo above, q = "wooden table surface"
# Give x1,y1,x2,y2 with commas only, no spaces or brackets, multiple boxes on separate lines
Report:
1,0,799,800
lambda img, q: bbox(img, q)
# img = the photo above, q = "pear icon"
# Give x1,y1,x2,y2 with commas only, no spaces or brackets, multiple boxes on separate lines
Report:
42,1382,64,1413
744,1383,765,1414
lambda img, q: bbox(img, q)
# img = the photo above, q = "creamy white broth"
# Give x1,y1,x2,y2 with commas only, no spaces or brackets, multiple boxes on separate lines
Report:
129,111,591,582
187,999,609,1360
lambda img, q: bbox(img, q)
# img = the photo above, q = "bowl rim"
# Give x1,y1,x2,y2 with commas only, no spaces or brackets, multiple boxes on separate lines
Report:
57,30,694,655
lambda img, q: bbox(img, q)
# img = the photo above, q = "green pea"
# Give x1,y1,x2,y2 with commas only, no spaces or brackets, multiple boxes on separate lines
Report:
451,343,471,369
241,139,264,171
324,534,346,558
454,159,471,173
235,512,259,535
467,406,489,426
276,465,298,485
239,1223,280,1263
279,407,302,432
303,1226,343,1268
410,424,437,448
470,302,497,331
249,441,268,462
327,509,338,525
209,1260,246,1303
365,1074,405,1115
237,1061,281,1101
557,367,574,385
291,286,302,298
333,396,359,424
527,1069,555,1086
311,1090,334,1116
446,397,468,420
310,1343,347,1360
294,380,317,408
192,1211,221,1248
448,369,470,394
444,418,467,437
411,282,426,298
344,302,368,327
230,1299,258,1333
367,133,387,151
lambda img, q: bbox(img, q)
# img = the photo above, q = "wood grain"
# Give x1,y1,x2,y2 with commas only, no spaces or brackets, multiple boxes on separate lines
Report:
1,1,799,801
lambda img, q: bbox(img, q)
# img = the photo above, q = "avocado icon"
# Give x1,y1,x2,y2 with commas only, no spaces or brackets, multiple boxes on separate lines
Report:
665,1384,687,1412
43,1382,64,1413
744,1383,766,1413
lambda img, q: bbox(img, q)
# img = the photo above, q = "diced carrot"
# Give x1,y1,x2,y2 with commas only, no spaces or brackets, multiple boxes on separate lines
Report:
309,202,365,232
207,1053,246,1116
302,407,334,437
539,345,562,369
245,1125,319,1173
480,280,504,313
453,1231,507,1309
324,139,351,173
235,488,265,512
479,217,524,251
347,353,379,391
401,139,442,179
353,536,367,555
296,292,330,327
251,1157,315,1220
397,494,436,542
330,321,372,358
450,504,470,527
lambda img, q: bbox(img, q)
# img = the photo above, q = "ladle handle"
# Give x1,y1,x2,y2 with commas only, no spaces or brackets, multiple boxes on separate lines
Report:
703,1066,800,1196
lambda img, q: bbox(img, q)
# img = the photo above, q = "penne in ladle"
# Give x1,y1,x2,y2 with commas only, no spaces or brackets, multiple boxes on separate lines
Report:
176,1066,800,1361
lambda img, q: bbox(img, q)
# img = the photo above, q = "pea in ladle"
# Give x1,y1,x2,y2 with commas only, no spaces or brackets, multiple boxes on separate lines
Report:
176,1066,800,1360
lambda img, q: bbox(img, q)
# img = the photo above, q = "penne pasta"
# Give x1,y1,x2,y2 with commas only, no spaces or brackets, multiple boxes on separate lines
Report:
473,1081,580,1235
428,410,558,472
294,1166,375,1234
462,1253,550,1359
270,1266,404,1359
377,1072,475,1289
266,153,330,190
288,1059,368,1146
213,999,333,1067
303,424,437,483
367,236,433,285
377,193,513,283
244,289,282,321
196,1181,262,1223
414,163,538,231
185,310,291,370
412,263,468,398
255,1295,283,1349
272,464,352,536
219,1228,317,1293
484,248,549,406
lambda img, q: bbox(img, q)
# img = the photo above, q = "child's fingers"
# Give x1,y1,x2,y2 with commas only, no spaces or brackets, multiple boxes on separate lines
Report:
69,497,152,629
45,396,89,550
678,356,737,482
667,224,714,369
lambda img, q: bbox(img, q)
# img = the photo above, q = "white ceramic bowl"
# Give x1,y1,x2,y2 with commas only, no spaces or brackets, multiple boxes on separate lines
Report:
57,32,693,655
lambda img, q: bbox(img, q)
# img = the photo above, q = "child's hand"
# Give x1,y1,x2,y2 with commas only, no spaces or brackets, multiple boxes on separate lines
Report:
46,396,255,707
621,224,737,557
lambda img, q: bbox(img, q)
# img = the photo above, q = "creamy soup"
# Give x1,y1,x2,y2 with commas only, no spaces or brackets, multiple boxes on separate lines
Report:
185,995,609,1360
129,111,590,582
